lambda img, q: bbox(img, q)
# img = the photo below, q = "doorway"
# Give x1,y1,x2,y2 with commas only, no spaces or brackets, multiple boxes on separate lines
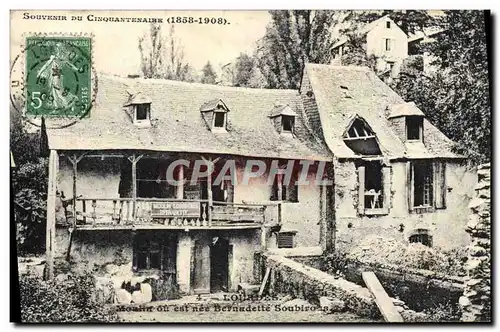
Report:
210,237,229,292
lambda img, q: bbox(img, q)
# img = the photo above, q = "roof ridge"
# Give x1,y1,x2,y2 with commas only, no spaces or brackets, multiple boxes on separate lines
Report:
305,63,371,72
97,72,299,95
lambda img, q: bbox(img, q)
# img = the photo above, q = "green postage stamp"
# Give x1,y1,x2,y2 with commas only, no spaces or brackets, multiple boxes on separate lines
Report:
25,36,92,117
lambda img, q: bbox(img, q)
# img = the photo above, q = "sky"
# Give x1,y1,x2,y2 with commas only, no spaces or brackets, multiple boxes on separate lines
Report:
10,10,271,76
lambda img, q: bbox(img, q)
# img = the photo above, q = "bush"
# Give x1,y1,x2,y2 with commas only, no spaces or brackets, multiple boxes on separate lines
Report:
20,273,119,323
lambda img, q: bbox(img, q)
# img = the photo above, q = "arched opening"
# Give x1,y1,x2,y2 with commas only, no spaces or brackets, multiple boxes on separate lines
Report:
409,229,433,247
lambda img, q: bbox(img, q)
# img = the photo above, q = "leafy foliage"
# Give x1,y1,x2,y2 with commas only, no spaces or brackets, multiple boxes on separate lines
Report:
256,10,337,89
138,24,196,82
20,273,119,323
200,61,217,84
11,109,48,255
392,11,491,163
231,53,266,88
333,235,468,276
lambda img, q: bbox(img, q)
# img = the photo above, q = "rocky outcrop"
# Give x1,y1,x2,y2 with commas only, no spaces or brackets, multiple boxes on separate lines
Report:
460,163,491,322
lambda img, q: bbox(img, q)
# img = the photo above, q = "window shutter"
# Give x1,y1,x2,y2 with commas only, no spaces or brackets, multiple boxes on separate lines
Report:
270,177,278,201
358,166,365,215
277,232,295,248
406,161,414,211
434,161,446,209
382,166,391,210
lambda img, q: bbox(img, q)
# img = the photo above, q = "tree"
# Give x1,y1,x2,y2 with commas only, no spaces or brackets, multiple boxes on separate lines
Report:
256,10,337,89
393,11,491,163
138,24,194,81
200,61,217,84
231,53,266,88
11,106,48,255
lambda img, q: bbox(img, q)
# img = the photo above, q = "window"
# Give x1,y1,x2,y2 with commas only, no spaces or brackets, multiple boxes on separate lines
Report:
413,161,433,207
136,103,150,121
385,38,392,51
409,229,433,247
277,231,297,248
133,233,177,272
344,117,382,155
214,111,226,128
282,115,295,132
270,173,298,203
386,21,391,29
406,116,423,140
407,160,446,212
357,161,391,215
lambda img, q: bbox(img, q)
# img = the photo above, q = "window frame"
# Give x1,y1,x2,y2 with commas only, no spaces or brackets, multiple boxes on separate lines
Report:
407,160,446,213
281,115,295,133
386,21,391,29
384,38,393,52
134,103,151,122
211,109,227,131
406,116,424,141
134,237,162,272
132,233,177,273
357,161,390,216
270,173,299,203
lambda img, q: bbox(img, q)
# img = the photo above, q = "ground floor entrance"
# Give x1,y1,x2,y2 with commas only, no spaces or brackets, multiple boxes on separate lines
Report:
190,233,233,294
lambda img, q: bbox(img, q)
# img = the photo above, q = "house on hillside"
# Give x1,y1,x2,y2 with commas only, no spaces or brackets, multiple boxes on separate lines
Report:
300,63,476,251
44,74,334,299
407,28,447,73
331,15,409,80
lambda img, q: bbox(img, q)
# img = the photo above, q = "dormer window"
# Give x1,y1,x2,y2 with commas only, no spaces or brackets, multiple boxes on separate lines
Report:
269,104,297,135
282,115,295,133
123,91,153,126
406,116,423,141
388,102,426,142
213,110,226,128
136,103,150,121
200,99,229,132
343,116,381,155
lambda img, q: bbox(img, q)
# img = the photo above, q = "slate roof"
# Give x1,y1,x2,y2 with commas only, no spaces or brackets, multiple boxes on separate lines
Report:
388,102,425,119
303,63,462,159
46,74,332,161
268,104,297,118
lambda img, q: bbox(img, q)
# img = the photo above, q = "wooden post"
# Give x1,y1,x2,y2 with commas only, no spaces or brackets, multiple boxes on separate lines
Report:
45,150,58,280
277,202,282,225
128,154,144,220
67,153,86,227
277,174,283,201
320,184,327,252
176,164,184,199
206,157,213,226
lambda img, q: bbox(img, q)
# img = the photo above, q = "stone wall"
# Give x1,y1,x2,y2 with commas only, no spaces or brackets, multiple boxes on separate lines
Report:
335,159,476,251
258,253,379,318
344,260,464,312
460,163,491,322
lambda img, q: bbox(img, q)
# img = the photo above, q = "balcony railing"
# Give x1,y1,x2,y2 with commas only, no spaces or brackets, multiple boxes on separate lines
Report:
73,198,281,229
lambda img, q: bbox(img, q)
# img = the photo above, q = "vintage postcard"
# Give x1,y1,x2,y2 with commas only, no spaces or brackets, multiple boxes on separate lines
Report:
10,9,491,323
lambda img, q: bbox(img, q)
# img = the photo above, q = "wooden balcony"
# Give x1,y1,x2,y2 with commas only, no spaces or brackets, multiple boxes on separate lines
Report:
72,198,281,230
